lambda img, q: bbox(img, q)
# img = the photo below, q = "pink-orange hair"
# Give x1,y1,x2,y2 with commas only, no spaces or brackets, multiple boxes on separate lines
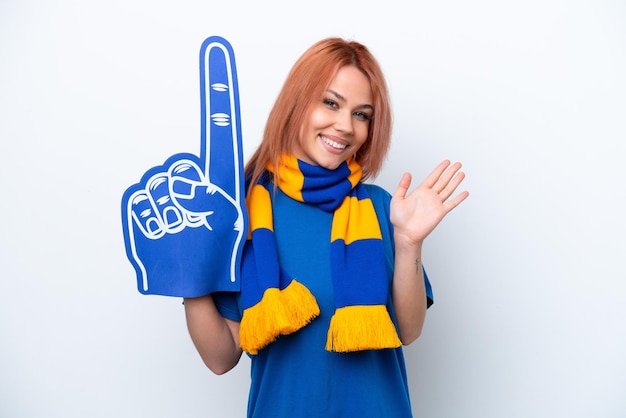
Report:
244,37,393,189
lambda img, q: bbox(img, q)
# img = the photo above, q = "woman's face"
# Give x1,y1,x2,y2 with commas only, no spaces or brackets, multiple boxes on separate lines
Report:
292,65,373,170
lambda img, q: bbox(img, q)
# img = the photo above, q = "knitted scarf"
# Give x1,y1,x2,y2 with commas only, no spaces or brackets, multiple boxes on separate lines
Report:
239,155,401,355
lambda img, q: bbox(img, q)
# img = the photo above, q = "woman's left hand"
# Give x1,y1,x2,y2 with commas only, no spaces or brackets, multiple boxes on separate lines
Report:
390,160,469,246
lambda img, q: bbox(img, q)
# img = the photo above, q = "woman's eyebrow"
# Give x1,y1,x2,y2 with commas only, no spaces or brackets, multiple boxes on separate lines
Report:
327,89,346,102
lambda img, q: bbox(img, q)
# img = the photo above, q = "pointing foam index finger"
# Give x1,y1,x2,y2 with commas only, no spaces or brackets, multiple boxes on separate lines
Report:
199,36,244,202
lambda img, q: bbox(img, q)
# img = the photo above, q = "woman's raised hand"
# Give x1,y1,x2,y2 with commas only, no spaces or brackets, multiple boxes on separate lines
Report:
390,160,469,246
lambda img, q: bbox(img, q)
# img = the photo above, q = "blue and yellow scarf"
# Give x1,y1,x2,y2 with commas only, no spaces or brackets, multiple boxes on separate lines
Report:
240,155,401,354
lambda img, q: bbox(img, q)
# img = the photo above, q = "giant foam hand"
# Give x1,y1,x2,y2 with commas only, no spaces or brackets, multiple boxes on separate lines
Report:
121,36,247,297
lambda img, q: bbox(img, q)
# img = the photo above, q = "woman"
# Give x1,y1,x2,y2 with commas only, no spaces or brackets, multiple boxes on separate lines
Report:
184,37,468,417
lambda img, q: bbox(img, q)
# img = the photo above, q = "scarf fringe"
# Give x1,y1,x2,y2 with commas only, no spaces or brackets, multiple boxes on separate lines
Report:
326,305,402,352
240,280,320,355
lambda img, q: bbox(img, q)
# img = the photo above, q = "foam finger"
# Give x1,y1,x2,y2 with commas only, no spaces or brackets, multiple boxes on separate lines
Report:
199,36,244,202
147,173,184,233
128,189,166,239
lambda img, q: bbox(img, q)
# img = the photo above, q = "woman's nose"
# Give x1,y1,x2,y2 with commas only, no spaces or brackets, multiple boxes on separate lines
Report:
333,110,354,134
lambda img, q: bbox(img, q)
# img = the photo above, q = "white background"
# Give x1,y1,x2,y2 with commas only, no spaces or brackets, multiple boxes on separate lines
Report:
1,0,625,417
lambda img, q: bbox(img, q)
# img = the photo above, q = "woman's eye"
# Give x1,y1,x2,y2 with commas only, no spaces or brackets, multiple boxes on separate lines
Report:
354,111,372,121
323,98,338,108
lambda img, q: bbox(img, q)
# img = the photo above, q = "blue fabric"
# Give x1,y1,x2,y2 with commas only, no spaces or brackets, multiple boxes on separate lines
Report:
299,159,354,211
241,158,403,354
214,184,433,417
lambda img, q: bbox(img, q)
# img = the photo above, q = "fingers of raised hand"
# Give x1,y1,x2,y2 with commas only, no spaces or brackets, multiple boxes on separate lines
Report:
443,188,470,212
425,160,462,193
423,160,452,189
438,166,465,198
416,160,469,213
393,172,413,200
429,161,458,191
435,162,469,212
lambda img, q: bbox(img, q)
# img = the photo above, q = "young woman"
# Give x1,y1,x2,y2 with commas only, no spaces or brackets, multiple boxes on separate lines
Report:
184,37,468,417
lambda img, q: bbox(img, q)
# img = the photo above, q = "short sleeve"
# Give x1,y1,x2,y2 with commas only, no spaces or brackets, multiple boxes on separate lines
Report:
212,291,242,321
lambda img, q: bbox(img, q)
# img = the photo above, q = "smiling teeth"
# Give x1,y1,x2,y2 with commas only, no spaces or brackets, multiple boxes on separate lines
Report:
322,136,347,150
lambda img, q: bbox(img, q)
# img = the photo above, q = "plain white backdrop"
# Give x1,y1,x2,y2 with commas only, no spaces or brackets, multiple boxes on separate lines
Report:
1,0,625,417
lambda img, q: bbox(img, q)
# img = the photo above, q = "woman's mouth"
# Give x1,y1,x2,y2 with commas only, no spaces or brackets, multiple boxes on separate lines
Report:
321,135,347,150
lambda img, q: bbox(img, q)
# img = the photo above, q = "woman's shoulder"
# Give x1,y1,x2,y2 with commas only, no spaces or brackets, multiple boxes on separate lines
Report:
362,183,392,209
362,183,393,230
362,183,392,200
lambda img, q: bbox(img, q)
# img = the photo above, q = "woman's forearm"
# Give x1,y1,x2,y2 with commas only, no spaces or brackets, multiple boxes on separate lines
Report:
183,294,242,375
391,235,427,345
